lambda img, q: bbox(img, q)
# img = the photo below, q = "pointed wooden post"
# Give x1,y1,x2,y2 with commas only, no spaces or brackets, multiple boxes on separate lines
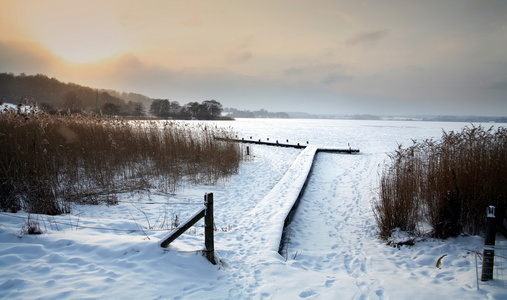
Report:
204,193,216,264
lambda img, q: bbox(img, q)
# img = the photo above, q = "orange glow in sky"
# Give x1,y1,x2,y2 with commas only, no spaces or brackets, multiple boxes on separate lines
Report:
1,0,506,116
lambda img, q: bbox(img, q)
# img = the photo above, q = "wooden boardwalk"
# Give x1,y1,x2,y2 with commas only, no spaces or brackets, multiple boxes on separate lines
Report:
217,138,360,154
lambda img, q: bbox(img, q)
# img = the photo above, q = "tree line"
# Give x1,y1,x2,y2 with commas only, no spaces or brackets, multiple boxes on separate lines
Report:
223,108,289,118
0,73,148,116
149,99,223,120
0,73,225,120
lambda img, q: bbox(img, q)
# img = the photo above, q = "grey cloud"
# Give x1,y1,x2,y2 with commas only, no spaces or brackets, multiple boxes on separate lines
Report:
226,36,255,64
112,53,145,73
226,51,253,64
487,80,507,90
0,41,55,74
283,67,303,76
346,29,389,47
321,72,353,85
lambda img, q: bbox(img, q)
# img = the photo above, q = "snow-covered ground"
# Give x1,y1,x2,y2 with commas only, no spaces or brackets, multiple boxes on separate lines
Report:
0,102,38,114
1,118,507,299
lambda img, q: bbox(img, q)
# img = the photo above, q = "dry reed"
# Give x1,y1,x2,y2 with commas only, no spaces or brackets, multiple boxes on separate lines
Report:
373,125,507,240
0,110,243,215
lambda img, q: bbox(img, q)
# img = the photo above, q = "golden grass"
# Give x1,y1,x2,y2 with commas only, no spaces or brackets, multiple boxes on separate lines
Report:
0,110,243,214
373,125,507,240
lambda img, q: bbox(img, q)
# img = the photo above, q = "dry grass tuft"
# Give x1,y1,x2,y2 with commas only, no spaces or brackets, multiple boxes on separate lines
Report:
373,125,507,240
0,110,243,215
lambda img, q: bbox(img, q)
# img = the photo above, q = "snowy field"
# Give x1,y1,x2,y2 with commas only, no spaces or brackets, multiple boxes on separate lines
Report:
1,118,507,299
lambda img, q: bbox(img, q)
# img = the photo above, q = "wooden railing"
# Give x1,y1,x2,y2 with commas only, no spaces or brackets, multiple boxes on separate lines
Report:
160,193,216,264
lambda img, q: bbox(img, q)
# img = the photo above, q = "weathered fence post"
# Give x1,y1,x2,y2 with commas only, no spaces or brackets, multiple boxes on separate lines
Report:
481,206,496,281
204,193,216,264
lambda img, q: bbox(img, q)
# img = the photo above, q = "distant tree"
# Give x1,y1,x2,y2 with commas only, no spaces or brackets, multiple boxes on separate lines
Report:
149,99,161,116
102,102,121,116
203,100,223,119
150,99,171,118
184,100,223,120
168,101,181,117
256,109,269,118
132,101,145,116
122,101,145,116
185,102,203,119
62,91,82,112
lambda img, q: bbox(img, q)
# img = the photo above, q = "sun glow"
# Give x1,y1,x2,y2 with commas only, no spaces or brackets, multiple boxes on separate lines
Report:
45,37,122,64
16,1,127,64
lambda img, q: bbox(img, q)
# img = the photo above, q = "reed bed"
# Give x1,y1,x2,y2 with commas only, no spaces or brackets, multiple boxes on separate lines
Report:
374,125,507,240
0,110,243,215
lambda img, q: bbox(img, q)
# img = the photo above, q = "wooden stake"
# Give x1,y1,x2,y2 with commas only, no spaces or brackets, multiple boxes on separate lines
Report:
481,206,496,281
204,193,216,264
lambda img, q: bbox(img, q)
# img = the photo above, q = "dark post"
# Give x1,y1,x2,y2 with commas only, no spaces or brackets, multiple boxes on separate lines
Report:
96,89,99,114
246,146,250,156
204,193,216,264
481,206,496,281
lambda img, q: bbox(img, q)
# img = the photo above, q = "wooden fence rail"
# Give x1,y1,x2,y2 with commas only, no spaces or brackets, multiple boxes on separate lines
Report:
160,193,216,264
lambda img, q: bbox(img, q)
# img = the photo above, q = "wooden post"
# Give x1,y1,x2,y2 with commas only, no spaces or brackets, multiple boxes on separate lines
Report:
481,206,496,281
204,193,216,264
246,146,250,156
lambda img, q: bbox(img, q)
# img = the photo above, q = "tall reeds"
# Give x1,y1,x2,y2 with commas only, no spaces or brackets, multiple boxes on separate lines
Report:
374,125,507,240
0,110,243,215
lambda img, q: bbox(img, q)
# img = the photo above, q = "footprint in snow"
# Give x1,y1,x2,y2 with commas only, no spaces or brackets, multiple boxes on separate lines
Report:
299,288,317,298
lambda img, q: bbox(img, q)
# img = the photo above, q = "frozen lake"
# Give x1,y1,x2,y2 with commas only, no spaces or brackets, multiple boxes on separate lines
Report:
212,118,489,153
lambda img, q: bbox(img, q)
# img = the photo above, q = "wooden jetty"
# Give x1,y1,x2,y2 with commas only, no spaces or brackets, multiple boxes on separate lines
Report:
217,138,360,154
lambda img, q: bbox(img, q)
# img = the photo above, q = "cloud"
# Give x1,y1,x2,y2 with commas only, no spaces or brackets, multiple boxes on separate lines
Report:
321,72,353,85
346,29,389,47
283,67,303,76
227,51,253,64
281,63,352,87
487,80,507,90
112,53,145,73
0,41,56,74
225,36,255,64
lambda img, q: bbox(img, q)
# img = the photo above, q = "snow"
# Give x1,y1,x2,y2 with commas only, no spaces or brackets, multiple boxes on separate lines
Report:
1,118,507,299
1,103,39,114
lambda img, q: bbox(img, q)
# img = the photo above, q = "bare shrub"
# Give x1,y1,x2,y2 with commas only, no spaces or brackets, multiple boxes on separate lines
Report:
0,110,243,215
374,125,507,240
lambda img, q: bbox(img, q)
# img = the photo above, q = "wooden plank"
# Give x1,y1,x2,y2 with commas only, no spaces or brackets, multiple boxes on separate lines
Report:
160,207,205,248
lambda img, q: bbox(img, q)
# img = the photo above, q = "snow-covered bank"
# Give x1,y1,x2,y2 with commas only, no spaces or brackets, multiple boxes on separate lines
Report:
1,119,507,299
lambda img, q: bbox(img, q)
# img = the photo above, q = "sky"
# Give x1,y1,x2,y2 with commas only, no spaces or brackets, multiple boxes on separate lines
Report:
1,0,506,116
